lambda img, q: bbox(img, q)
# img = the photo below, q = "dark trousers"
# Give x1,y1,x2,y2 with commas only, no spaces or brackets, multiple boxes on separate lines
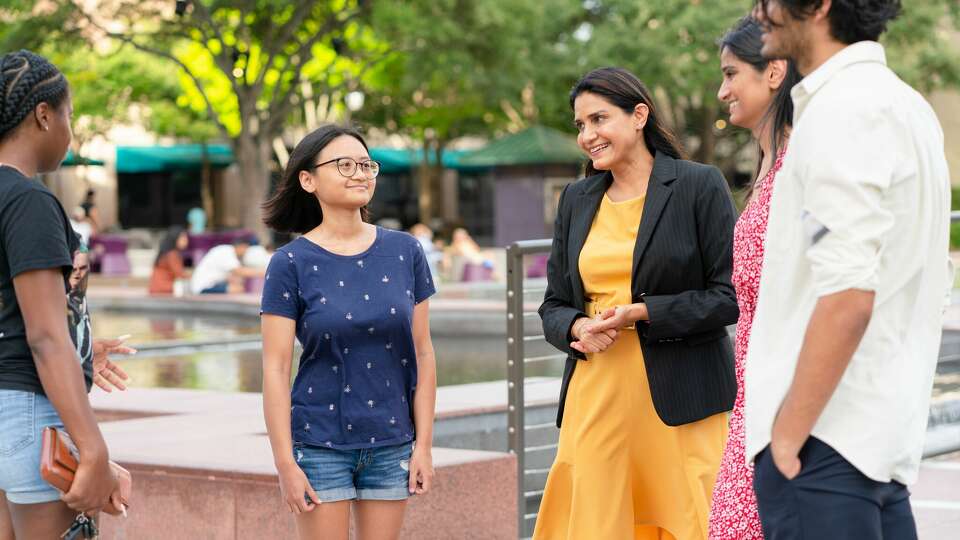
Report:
753,437,917,540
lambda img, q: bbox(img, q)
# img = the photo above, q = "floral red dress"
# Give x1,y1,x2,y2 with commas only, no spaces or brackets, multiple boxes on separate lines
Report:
708,146,787,540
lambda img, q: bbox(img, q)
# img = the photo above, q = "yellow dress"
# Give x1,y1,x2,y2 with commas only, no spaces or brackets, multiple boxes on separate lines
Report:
533,194,729,540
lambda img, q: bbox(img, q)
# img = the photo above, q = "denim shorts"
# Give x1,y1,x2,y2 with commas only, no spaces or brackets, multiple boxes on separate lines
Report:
0,390,64,504
293,440,414,502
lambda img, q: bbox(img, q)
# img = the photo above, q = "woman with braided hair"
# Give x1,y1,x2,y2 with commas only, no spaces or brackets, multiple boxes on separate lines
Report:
0,50,127,538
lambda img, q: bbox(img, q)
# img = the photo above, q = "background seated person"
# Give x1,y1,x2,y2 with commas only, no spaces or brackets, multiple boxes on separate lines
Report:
190,236,265,294
149,226,190,295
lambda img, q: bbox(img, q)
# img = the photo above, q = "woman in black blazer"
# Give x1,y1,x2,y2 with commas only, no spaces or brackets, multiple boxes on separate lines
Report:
532,67,738,540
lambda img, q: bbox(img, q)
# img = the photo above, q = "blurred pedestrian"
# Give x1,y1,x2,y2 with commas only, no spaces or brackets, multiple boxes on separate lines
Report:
149,226,190,295
69,206,93,245
79,188,99,232
186,206,206,234
409,223,441,285
189,235,264,294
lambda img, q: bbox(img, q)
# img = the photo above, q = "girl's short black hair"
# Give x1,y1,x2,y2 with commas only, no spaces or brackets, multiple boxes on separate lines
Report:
570,67,686,177
759,0,901,43
0,50,69,140
262,125,371,234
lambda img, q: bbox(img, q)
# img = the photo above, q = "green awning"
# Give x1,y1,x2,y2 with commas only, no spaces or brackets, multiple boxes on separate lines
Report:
62,150,104,167
115,144,486,175
116,144,234,173
370,148,479,174
458,125,585,167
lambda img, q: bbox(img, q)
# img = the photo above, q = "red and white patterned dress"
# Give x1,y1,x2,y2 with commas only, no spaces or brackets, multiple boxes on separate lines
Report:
708,146,787,540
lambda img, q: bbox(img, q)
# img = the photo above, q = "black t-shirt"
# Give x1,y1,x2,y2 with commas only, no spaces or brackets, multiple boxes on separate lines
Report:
0,165,93,394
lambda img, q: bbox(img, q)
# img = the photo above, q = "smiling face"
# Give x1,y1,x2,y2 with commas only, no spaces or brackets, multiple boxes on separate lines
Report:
718,47,777,131
573,91,647,172
299,134,376,211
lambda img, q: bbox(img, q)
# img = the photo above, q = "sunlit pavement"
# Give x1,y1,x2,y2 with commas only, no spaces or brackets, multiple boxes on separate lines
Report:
914,450,960,538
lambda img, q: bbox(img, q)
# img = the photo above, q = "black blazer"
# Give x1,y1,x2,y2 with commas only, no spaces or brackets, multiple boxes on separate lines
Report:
539,152,739,428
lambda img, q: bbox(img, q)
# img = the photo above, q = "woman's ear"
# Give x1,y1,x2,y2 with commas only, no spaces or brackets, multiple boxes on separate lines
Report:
633,103,649,131
767,59,788,91
299,170,316,193
33,102,51,132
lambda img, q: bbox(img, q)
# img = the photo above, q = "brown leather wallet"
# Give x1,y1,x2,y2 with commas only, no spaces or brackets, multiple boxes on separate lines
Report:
40,426,79,493
39,426,132,513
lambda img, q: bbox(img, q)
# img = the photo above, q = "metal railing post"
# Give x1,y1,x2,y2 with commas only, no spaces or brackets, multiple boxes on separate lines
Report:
505,243,527,537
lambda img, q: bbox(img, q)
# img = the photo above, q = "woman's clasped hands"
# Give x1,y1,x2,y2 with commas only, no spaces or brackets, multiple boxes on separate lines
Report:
569,306,623,354
570,304,649,354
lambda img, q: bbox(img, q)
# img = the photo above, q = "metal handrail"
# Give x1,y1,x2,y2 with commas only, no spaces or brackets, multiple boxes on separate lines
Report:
506,212,960,537
505,239,553,537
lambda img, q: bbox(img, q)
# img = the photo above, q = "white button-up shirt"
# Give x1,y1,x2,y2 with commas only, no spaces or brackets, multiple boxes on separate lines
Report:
744,41,953,484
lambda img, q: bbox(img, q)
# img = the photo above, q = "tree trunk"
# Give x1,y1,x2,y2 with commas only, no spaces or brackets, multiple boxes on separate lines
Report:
415,138,449,227
234,132,272,243
694,103,718,165
430,142,446,223
200,143,214,226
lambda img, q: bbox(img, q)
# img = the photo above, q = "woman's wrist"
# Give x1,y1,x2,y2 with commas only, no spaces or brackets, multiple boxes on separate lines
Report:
276,457,298,470
627,302,649,322
570,316,588,340
413,441,433,453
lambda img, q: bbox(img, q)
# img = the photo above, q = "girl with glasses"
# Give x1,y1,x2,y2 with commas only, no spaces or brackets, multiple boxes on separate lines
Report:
260,125,436,540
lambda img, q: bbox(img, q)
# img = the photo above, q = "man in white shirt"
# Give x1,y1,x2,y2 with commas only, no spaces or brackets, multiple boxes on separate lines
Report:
69,206,93,246
748,1,952,538
190,236,265,294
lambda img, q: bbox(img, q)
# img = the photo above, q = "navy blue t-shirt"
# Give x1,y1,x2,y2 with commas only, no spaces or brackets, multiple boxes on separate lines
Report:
260,227,436,450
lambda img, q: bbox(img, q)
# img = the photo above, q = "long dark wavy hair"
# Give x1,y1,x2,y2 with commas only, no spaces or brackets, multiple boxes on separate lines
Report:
720,16,801,192
569,67,686,177
262,125,371,234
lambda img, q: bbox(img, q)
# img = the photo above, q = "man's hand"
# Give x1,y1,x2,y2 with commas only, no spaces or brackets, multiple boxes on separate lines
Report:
92,337,134,392
767,289,875,481
769,427,803,480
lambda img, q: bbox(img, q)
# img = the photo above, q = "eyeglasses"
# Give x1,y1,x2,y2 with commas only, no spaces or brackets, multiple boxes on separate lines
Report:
310,157,381,179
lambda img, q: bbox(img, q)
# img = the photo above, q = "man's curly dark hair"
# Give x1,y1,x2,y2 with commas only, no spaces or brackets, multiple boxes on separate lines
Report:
759,0,902,43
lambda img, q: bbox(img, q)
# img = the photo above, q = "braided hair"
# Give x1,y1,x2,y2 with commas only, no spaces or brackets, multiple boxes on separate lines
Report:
0,50,69,141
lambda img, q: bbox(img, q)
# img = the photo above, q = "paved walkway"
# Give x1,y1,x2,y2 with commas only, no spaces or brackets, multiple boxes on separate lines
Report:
87,278,960,536
914,451,960,538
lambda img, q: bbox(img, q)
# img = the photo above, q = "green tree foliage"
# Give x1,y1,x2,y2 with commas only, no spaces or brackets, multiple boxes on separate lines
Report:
361,0,587,221
56,47,219,143
0,4,215,153
60,0,377,238
4,0,959,230
0,1,79,51
563,0,960,175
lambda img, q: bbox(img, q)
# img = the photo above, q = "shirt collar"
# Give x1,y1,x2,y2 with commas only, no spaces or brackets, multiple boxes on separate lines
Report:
791,41,887,107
